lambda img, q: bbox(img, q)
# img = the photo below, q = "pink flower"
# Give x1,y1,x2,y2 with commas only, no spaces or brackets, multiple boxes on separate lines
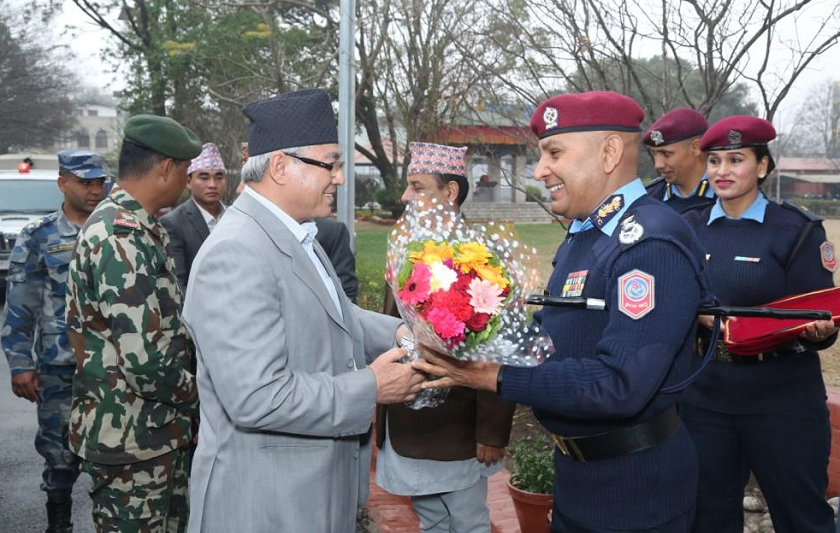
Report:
426,307,466,339
399,263,431,305
467,278,505,315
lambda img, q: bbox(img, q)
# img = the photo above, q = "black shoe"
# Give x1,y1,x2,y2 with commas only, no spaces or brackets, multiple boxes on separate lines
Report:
45,491,73,533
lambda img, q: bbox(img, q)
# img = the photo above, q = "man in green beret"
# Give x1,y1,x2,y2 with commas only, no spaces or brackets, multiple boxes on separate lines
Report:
66,114,202,533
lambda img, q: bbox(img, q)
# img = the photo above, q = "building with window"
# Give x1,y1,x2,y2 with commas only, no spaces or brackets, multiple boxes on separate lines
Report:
54,104,122,155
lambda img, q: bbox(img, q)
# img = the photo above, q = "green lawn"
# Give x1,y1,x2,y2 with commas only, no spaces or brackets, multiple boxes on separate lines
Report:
354,222,566,311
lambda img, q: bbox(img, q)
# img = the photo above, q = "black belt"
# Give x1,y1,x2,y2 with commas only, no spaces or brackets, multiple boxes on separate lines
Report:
697,338,805,364
552,406,680,463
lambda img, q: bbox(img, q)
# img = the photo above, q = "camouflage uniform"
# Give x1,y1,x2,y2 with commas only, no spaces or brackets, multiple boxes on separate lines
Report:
67,186,198,533
1,209,83,495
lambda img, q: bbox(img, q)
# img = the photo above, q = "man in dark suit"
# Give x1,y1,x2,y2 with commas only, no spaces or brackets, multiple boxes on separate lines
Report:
315,218,358,302
376,142,515,533
162,142,227,290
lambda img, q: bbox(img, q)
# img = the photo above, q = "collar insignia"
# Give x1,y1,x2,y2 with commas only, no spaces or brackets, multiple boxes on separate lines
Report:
591,194,624,228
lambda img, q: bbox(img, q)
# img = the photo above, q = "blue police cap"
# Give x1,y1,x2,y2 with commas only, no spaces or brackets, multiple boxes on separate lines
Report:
58,150,114,180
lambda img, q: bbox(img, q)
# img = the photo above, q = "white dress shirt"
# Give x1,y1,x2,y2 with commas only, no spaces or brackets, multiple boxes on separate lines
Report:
242,187,343,320
193,199,226,233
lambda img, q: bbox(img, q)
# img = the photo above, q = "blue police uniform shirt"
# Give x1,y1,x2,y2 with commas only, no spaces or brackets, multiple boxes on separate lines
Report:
668,174,714,200
683,196,836,415
1,209,80,375
707,191,768,224
568,179,647,235
499,180,713,529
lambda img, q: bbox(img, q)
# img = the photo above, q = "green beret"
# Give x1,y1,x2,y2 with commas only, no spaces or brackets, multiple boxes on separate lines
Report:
123,114,202,161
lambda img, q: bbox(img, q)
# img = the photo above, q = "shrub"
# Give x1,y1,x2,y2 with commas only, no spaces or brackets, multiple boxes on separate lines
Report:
508,435,555,494
375,188,405,218
524,185,544,202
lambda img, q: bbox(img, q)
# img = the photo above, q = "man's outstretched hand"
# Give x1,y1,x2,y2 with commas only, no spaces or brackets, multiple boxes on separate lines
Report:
411,347,500,393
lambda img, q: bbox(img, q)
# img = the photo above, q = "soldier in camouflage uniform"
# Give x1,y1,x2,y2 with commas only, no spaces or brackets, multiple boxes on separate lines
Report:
1,150,112,533
66,115,202,533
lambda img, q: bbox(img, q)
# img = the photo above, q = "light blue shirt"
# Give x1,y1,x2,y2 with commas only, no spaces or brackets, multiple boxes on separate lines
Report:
242,187,343,319
569,178,648,236
665,174,714,200
708,192,768,225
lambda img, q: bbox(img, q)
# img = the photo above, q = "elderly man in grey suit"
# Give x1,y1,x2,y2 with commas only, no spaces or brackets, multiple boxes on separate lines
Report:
182,89,424,533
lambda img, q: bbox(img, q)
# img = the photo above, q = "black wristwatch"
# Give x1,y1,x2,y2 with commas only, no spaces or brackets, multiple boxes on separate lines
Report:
495,366,504,395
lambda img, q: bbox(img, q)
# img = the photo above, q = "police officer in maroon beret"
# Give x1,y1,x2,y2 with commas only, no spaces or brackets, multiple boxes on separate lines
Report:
643,108,716,213
414,91,715,532
681,115,838,533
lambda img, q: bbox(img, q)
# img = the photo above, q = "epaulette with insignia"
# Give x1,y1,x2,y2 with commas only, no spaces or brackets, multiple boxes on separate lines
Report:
22,212,59,234
781,202,822,223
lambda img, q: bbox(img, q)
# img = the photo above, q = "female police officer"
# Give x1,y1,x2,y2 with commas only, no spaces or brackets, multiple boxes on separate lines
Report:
681,115,838,533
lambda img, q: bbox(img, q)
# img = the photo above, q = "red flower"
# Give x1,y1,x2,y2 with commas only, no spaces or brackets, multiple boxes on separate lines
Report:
428,289,473,322
452,273,473,294
426,308,466,340
500,285,511,298
465,312,490,332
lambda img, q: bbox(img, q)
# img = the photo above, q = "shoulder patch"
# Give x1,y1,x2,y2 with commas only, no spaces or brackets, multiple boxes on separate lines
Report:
820,241,837,272
781,202,822,223
617,269,655,319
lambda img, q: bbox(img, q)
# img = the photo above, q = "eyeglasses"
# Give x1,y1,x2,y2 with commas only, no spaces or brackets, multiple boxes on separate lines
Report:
285,153,344,176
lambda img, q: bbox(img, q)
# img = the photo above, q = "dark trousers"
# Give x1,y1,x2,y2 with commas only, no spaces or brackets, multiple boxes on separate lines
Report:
551,509,693,532
682,400,833,533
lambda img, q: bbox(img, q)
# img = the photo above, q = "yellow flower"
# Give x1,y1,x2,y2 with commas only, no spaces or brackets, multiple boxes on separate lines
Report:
474,263,510,289
454,242,492,273
409,241,454,264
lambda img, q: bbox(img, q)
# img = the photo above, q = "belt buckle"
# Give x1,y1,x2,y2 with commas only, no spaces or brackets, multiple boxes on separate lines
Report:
553,435,586,462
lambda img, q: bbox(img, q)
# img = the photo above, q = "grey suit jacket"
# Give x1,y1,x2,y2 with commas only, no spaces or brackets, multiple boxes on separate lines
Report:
161,199,210,290
182,191,401,533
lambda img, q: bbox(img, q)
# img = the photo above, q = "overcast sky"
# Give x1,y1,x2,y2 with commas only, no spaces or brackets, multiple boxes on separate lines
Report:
56,0,840,128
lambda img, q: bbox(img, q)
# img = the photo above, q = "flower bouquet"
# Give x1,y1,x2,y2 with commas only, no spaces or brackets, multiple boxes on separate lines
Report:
386,198,552,409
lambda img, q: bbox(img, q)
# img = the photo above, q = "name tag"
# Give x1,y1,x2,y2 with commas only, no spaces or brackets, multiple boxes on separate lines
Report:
734,256,761,263
47,243,75,254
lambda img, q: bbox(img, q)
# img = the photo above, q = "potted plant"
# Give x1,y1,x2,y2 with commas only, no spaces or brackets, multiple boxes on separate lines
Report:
507,435,555,533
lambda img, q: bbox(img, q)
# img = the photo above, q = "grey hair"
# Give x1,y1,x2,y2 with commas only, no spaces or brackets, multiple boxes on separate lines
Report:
240,145,309,183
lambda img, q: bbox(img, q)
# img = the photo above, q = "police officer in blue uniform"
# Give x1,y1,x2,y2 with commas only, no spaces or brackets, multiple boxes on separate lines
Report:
415,91,713,532
1,150,111,533
644,108,715,213
681,116,837,533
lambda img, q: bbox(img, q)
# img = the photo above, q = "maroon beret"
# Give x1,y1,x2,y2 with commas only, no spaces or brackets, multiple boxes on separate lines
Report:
643,108,708,147
530,91,645,139
700,115,776,151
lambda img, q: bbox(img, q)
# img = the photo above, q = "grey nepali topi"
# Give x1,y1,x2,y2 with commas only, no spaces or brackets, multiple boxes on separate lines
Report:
243,89,338,156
